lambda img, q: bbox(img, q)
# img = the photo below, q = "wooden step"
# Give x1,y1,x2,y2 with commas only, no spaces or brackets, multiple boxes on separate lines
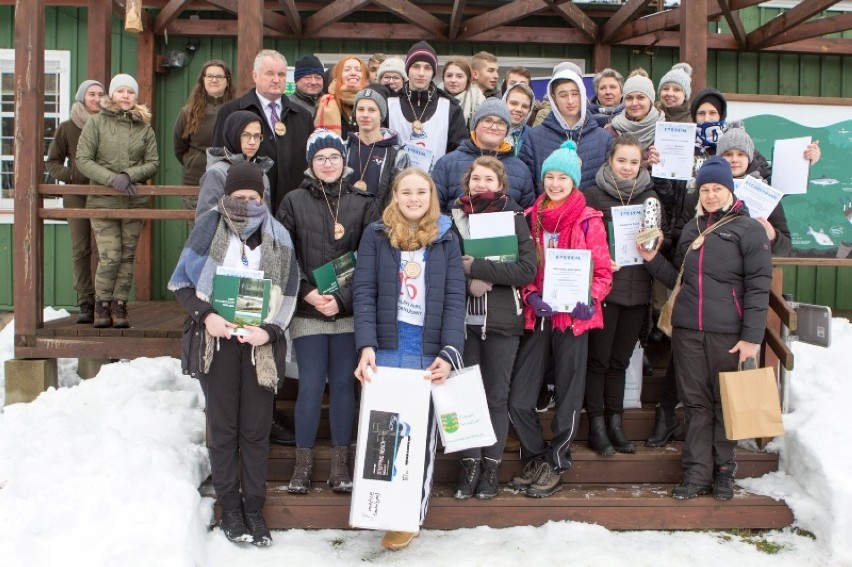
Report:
202,481,793,531
266,443,778,485
274,401,686,442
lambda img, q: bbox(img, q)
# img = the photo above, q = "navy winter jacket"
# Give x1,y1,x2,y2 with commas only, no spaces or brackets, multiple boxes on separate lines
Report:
519,111,612,194
432,138,535,211
353,216,466,361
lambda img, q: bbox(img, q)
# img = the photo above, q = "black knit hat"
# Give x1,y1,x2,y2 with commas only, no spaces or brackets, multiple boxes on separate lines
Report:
405,41,438,76
306,128,346,163
224,161,265,196
295,55,324,82
223,111,263,154
690,87,727,122
695,156,735,193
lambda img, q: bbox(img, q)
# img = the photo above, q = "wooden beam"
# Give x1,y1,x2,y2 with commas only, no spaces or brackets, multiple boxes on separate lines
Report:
448,0,466,40
371,0,447,39
601,0,652,43
153,0,192,34
278,0,302,37
547,0,598,42
747,0,842,50
303,0,370,37
621,30,852,55
13,0,46,339
204,0,295,36
610,0,765,43
457,0,553,40
592,42,611,71
237,0,263,93
88,0,112,86
466,25,591,44
680,0,707,92
759,11,852,49
41,209,195,220
135,29,156,301
717,0,747,49
764,326,794,370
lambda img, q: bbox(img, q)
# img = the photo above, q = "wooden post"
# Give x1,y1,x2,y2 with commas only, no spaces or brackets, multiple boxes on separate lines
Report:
592,42,611,72
680,0,707,92
13,0,45,341
237,0,264,94
87,0,112,86
134,29,156,301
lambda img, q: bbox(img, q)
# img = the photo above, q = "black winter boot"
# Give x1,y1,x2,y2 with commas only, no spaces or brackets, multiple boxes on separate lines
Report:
220,507,252,544
243,508,273,547
587,415,615,456
645,405,683,447
475,457,500,499
607,414,636,453
328,445,353,493
77,302,94,324
453,458,481,500
288,447,313,494
713,463,737,501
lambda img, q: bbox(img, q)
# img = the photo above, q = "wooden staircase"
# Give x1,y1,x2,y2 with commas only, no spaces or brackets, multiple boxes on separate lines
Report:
206,341,793,531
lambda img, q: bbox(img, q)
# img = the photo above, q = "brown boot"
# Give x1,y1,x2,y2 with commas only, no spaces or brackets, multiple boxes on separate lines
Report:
288,447,313,494
111,299,129,328
328,445,353,493
381,530,419,551
93,300,112,328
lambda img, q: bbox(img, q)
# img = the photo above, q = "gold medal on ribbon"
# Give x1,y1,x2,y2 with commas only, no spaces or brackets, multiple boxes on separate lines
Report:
412,119,424,134
354,180,368,192
403,261,421,279
274,121,286,136
334,222,345,240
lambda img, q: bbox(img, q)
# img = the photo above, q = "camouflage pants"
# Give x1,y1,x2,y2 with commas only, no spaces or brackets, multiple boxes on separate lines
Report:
87,194,148,301
63,194,95,305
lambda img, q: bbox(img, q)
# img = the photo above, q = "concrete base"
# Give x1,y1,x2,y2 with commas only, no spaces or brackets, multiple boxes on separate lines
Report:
4,358,58,405
77,358,114,379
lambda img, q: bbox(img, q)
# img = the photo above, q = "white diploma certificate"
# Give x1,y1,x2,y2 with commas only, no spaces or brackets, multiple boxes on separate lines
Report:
542,248,591,312
771,136,811,195
610,205,644,267
734,177,784,220
651,121,696,180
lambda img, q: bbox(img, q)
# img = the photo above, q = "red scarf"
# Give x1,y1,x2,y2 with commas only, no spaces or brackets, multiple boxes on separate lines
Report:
532,189,587,254
457,191,508,214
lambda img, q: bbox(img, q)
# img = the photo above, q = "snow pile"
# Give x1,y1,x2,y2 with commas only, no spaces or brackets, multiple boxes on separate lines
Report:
0,355,211,566
742,317,852,565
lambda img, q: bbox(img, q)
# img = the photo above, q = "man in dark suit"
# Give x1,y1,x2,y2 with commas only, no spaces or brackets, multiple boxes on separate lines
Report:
213,49,314,213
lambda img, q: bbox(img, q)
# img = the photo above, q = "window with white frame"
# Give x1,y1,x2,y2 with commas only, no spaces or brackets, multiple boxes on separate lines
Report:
0,49,71,209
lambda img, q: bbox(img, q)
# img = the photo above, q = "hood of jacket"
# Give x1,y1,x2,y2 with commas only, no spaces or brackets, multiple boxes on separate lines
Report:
206,146,274,173
347,127,400,149
98,96,152,124
546,69,587,131
456,136,514,159
370,214,454,245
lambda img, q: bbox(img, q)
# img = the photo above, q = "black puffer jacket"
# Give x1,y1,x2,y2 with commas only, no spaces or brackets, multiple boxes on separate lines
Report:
585,165,670,307
449,198,538,337
645,200,772,344
276,176,379,320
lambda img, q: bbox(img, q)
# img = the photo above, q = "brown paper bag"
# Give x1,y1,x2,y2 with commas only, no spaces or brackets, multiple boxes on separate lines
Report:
719,365,785,440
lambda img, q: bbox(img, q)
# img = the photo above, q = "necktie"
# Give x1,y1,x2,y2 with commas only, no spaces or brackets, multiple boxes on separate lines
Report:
269,101,279,125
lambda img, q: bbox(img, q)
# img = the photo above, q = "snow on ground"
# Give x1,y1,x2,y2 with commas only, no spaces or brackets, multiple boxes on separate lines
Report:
0,312,850,566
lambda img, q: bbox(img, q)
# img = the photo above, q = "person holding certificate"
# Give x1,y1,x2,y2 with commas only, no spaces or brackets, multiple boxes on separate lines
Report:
507,140,613,498
639,157,772,501
583,134,668,456
169,162,300,546
275,129,379,496
353,167,466,550
448,157,537,500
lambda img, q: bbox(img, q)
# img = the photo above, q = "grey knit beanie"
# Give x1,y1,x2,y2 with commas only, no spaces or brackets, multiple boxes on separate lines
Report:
716,121,755,162
622,74,656,103
658,62,693,99
75,80,105,103
109,73,139,96
354,87,388,121
471,98,512,131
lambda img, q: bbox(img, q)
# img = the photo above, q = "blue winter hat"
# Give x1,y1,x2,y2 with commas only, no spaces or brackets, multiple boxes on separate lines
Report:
695,156,735,193
306,128,346,163
541,140,582,187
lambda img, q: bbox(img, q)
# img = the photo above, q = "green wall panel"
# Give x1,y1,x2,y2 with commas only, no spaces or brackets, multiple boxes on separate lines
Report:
0,224,76,311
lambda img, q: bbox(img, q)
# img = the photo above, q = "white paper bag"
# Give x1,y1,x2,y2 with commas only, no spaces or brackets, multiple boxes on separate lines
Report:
431,364,497,453
623,342,644,410
350,366,432,532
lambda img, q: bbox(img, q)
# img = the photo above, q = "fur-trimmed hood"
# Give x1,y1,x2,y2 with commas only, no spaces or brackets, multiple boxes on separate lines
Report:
99,95,152,124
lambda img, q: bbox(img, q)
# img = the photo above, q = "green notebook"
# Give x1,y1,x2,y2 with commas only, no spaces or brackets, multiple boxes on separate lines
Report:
313,251,357,294
211,270,271,328
463,235,518,263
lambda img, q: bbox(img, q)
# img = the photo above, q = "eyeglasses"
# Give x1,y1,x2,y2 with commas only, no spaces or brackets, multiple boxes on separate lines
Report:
240,132,264,142
382,75,404,83
313,154,343,165
204,74,227,81
479,117,509,131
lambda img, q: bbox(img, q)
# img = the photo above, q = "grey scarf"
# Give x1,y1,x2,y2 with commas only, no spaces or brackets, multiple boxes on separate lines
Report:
610,106,663,149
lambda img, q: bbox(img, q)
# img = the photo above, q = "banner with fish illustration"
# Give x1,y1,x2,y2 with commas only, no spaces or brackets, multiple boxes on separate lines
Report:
729,97,852,258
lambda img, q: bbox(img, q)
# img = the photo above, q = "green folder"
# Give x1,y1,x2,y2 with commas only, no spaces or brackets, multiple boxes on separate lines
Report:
463,235,518,263
211,274,271,327
313,251,357,294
